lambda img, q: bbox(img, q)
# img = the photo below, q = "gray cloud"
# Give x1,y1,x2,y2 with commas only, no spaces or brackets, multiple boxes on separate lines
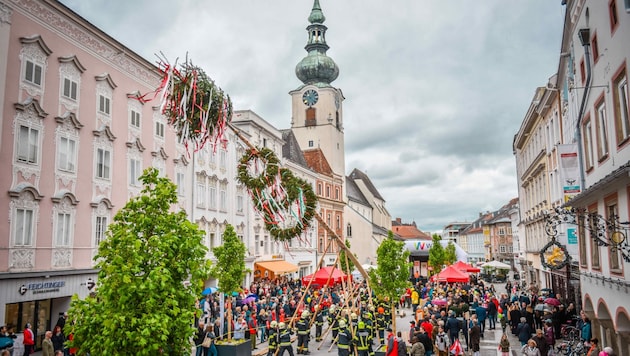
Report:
60,0,563,232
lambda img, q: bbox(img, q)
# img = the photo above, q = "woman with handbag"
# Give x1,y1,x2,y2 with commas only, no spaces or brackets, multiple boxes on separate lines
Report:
202,324,217,356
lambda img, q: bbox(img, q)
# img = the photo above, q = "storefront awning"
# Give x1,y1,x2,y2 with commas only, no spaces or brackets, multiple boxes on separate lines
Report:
255,260,299,274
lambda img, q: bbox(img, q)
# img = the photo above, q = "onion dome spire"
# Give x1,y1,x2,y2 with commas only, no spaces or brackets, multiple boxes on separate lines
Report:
295,0,339,86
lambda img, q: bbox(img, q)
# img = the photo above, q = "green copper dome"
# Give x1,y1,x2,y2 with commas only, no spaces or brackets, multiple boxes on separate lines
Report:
295,0,339,86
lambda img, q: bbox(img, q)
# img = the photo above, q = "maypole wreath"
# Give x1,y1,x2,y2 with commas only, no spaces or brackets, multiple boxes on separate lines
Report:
135,56,233,153
237,147,317,242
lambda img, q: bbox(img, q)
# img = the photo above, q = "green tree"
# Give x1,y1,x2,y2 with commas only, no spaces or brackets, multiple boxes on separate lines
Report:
444,240,457,265
368,231,411,333
209,224,249,340
67,168,210,356
428,233,445,275
338,239,353,275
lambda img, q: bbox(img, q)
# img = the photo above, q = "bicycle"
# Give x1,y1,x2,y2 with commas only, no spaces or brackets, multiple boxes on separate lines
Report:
555,339,586,356
560,325,580,341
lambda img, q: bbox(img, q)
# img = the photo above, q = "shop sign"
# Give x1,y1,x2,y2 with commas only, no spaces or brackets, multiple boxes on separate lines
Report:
20,281,66,295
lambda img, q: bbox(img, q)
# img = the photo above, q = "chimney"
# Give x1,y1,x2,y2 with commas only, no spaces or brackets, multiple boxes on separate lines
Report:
396,217,401,224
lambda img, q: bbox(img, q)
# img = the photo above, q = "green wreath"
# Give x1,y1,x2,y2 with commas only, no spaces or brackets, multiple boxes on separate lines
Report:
265,168,317,241
540,239,570,270
237,147,280,191
238,148,317,242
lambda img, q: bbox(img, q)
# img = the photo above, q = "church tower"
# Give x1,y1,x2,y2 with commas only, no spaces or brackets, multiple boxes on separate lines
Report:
290,0,345,178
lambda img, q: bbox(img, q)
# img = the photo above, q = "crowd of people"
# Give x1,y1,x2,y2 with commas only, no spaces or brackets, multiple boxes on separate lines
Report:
192,275,619,356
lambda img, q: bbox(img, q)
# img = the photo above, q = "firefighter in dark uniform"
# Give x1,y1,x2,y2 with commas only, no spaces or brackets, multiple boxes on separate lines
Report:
363,311,375,342
278,322,295,356
296,310,310,354
354,321,373,356
314,305,324,342
336,319,351,356
376,307,386,341
267,320,279,356
329,305,339,343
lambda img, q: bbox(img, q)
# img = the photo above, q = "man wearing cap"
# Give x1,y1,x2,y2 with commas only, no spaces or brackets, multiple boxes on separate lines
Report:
408,321,417,344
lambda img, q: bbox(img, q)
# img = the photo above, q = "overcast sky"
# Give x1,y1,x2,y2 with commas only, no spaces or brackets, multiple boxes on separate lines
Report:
60,0,565,232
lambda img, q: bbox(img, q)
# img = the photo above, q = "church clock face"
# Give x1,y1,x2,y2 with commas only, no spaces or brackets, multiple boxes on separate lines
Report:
302,89,319,106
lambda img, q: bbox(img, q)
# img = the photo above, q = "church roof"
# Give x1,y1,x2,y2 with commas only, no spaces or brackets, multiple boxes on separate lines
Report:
349,168,384,201
280,129,309,169
346,176,370,206
303,148,333,176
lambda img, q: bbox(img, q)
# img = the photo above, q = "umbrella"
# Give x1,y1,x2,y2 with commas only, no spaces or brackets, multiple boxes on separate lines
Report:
243,296,256,304
201,287,217,296
481,260,511,269
534,304,551,313
432,299,448,306
544,297,561,306
247,293,259,300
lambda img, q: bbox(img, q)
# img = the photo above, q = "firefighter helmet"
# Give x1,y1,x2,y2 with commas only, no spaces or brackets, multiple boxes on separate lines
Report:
302,310,309,318
270,320,278,328
338,319,347,328
279,322,286,329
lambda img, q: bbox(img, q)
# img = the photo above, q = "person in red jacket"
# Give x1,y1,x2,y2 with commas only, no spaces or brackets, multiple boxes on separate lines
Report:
22,323,34,356
386,328,398,356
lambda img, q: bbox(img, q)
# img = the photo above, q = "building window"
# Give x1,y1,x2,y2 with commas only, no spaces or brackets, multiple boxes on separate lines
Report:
196,183,206,208
24,60,42,86
56,213,72,247
96,148,111,179
589,208,601,269
317,183,322,196
130,109,141,128
592,34,600,63
336,215,340,229
335,188,340,200
129,158,142,186
499,245,507,253
95,216,108,245
595,99,609,160
176,172,185,197
609,0,619,33
219,149,227,169
17,125,39,164
99,95,111,115
237,194,244,213
613,69,630,144
326,186,330,198
582,118,594,170
62,78,78,100
308,140,314,147
498,227,506,235
346,223,352,238
255,235,260,255
209,186,217,209
155,121,164,138
578,215,588,266
14,208,34,246
606,202,622,271
209,233,215,249
58,137,77,173
220,188,227,211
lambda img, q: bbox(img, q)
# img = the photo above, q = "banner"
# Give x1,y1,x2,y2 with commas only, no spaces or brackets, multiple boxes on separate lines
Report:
558,143,581,202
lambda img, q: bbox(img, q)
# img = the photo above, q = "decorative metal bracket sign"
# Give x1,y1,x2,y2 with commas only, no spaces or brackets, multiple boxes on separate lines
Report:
543,207,630,264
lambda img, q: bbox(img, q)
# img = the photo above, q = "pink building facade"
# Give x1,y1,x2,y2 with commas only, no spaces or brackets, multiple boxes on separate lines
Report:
0,0,187,346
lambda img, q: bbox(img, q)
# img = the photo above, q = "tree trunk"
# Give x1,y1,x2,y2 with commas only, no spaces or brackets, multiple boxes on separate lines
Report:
390,303,397,335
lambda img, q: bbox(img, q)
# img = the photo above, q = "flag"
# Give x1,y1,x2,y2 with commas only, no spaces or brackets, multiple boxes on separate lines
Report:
449,338,464,355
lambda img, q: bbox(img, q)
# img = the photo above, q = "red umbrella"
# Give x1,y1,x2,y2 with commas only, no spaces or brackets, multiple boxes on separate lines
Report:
435,265,470,283
544,297,562,307
453,260,481,273
302,266,352,286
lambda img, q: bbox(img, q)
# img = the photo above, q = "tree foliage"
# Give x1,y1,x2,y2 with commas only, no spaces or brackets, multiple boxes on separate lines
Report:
428,233,445,275
445,240,457,265
338,239,353,275
67,168,210,355
209,224,249,294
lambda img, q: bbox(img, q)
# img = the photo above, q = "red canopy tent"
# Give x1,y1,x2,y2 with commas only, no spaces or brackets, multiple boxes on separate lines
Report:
302,266,352,286
452,260,481,273
435,265,470,283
